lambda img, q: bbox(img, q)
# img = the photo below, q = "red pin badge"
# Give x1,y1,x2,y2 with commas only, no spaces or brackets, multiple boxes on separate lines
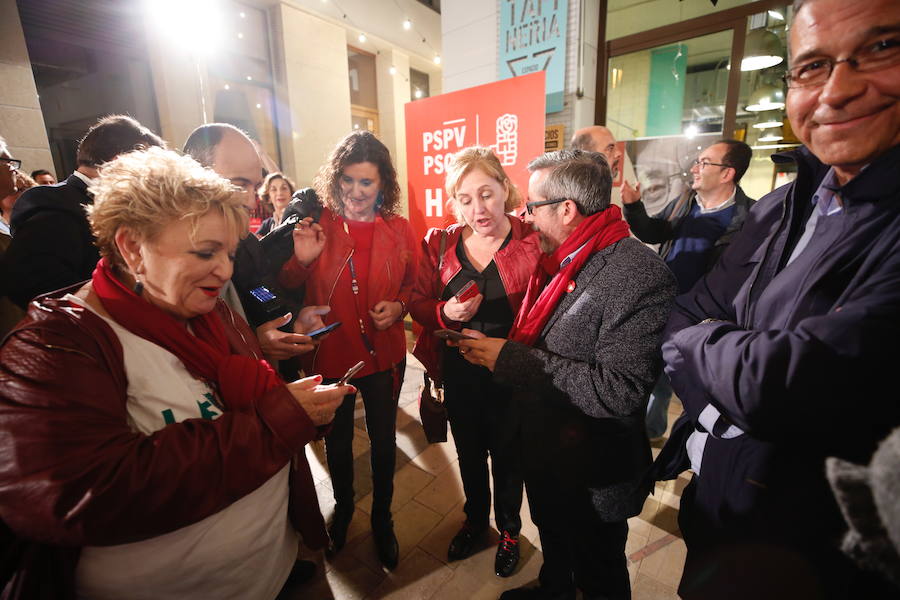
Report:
566,280,576,293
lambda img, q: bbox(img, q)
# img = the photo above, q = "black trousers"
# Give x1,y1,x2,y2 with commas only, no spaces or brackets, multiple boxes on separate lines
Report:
324,361,403,526
443,358,523,534
524,467,630,599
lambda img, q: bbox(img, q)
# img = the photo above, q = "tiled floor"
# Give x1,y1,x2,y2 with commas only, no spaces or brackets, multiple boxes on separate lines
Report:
293,354,689,599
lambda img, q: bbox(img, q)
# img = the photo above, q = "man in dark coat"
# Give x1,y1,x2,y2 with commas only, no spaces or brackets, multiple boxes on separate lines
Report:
1,115,163,309
658,0,900,597
458,150,676,600
622,139,754,439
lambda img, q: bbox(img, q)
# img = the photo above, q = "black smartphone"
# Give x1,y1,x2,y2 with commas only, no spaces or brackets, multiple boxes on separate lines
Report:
337,360,365,386
433,328,475,342
307,321,341,339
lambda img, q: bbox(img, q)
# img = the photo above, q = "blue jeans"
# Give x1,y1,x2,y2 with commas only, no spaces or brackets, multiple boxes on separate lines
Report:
646,374,672,438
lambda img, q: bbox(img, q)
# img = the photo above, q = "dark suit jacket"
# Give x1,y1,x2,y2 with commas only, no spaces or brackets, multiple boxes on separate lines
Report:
1,175,99,309
493,237,677,522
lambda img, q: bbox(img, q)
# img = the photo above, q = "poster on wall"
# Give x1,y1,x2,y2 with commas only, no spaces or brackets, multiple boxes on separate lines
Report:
499,0,568,113
404,71,546,240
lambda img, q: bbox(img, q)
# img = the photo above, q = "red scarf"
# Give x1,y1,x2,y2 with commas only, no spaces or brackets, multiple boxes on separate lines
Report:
91,257,281,412
509,206,630,346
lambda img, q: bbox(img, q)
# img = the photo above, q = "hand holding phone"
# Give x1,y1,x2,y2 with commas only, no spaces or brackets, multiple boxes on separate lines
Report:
337,360,365,386
455,280,480,303
434,328,475,342
307,321,341,340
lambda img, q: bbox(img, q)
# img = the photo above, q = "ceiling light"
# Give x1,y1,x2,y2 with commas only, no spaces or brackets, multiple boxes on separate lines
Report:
389,66,397,75
746,84,785,111
768,10,784,21
403,19,412,30
742,29,784,71
358,33,367,43
414,88,423,99
758,127,784,142
433,55,441,65
684,124,699,139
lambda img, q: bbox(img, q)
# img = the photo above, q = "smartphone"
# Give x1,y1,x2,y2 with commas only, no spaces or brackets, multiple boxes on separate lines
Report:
455,280,480,303
249,285,277,304
337,360,365,386
434,328,475,342
307,321,341,339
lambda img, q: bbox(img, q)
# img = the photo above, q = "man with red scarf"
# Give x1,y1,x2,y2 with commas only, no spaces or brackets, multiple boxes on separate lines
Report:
458,150,676,600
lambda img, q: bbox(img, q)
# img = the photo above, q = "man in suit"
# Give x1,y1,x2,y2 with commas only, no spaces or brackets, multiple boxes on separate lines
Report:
183,124,323,370
2,115,163,308
658,0,900,597
459,150,676,600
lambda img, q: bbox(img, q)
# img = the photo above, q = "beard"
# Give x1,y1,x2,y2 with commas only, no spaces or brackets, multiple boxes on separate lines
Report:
538,232,557,254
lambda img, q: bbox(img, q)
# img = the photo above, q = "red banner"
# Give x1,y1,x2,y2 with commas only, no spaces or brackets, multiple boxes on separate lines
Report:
404,72,546,240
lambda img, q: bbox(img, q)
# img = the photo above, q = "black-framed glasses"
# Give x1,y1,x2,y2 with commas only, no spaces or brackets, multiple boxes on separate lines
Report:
525,197,567,215
784,35,900,89
0,157,21,171
692,159,731,170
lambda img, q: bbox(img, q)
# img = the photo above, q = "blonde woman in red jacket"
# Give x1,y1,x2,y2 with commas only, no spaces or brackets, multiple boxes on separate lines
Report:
409,147,541,578
281,131,417,569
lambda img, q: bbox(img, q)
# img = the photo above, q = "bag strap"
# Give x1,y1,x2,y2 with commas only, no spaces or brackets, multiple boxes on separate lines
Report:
424,230,449,389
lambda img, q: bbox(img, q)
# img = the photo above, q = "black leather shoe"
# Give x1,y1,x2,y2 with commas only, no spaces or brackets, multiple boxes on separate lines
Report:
373,525,399,570
498,585,576,600
447,522,487,562
494,530,520,577
328,508,353,553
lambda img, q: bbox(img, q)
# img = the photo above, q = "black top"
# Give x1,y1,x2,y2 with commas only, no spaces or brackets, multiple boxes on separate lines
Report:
441,232,514,338
441,232,515,381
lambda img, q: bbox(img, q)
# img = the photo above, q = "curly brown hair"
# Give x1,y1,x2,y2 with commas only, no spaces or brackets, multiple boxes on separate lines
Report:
259,171,296,208
314,131,402,218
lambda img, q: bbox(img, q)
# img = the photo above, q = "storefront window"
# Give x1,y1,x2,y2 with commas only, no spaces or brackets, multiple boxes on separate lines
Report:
734,6,797,199
608,0,759,40
607,30,733,214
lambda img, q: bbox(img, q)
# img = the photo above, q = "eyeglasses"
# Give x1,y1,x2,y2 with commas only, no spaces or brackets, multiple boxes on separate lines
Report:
784,35,900,89
525,197,567,215
0,157,21,171
692,159,732,170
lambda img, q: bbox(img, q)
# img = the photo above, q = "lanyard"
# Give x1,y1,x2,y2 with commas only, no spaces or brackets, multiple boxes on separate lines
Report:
346,251,376,356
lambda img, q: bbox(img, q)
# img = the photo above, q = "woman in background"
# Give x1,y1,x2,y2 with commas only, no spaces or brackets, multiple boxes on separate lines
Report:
256,172,296,237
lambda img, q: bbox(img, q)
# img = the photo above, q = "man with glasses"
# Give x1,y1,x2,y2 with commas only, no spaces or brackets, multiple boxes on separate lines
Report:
621,139,753,440
458,150,676,600
657,0,900,597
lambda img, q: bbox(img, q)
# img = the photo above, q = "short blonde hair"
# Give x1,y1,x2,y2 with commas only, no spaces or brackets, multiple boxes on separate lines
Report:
444,147,521,223
88,146,248,269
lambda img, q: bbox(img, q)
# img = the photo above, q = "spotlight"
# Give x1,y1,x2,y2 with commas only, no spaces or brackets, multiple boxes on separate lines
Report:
433,55,441,65
403,19,412,30
389,66,397,75
358,33,367,43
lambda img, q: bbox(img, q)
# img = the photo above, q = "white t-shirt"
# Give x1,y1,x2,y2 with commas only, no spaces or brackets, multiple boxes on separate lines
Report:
66,295,298,600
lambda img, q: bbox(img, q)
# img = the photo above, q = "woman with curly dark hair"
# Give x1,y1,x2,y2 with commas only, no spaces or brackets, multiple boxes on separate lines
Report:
256,172,296,236
280,130,417,569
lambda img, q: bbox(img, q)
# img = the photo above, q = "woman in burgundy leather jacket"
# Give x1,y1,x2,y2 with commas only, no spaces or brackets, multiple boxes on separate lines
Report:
0,147,350,599
409,147,541,578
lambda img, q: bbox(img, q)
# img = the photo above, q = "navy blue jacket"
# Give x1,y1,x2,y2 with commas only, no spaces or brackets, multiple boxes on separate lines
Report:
1,175,99,309
661,144,900,595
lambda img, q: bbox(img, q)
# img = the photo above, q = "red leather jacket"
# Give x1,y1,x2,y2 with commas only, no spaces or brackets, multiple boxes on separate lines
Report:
409,216,541,381
0,291,327,598
280,207,418,376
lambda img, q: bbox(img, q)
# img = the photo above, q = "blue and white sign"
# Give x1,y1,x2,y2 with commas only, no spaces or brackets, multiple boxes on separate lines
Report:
499,0,568,113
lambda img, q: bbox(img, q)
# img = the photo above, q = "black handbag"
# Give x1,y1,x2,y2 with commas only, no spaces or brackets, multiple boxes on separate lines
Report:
418,230,448,444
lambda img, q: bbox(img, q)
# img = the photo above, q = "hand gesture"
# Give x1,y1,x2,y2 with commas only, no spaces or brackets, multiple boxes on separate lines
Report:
295,305,330,335
441,293,483,323
455,329,506,372
292,217,326,267
256,313,315,361
621,180,641,205
286,375,351,426
369,300,403,331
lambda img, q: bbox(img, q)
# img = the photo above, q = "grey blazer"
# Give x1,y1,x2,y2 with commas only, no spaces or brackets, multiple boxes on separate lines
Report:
494,237,677,522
